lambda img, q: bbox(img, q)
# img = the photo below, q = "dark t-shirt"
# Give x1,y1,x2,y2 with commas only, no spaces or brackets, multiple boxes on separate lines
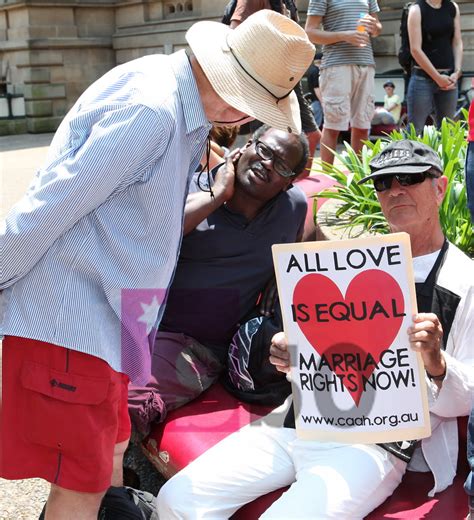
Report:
418,0,456,70
306,64,320,102
159,168,307,359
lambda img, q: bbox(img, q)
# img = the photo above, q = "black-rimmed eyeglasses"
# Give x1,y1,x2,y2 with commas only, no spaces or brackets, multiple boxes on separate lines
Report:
254,140,295,178
373,172,439,193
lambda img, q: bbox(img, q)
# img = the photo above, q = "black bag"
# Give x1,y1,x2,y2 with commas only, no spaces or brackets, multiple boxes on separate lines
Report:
221,0,237,25
222,304,291,406
398,2,415,72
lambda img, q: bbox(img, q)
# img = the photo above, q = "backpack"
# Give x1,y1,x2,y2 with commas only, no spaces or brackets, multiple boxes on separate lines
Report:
221,0,237,25
398,2,415,72
222,303,291,406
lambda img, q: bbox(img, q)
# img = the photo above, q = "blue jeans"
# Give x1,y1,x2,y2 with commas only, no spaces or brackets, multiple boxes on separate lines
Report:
466,141,474,223
465,406,474,508
311,99,323,128
407,73,458,135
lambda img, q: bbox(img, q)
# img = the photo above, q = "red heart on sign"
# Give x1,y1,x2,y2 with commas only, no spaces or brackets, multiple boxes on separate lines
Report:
293,269,405,406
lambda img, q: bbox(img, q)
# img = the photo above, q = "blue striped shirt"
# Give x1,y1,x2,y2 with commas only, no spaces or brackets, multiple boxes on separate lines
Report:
308,0,380,69
0,50,211,384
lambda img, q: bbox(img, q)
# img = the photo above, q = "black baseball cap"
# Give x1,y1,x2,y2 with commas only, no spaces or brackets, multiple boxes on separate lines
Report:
383,81,395,88
358,140,443,183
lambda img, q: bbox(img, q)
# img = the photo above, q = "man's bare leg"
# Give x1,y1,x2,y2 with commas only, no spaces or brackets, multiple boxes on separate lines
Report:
112,439,129,486
303,129,322,177
44,487,105,520
44,440,129,519
320,128,340,168
350,127,369,155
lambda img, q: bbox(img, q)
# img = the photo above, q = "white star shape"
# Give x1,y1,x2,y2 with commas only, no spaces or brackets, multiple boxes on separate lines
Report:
137,295,160,335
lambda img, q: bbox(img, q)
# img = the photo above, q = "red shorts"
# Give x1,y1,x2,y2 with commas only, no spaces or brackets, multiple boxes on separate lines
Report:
0,336,131,493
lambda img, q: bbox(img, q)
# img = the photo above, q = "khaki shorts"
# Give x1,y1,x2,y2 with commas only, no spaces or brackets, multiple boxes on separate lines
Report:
320,65,375,131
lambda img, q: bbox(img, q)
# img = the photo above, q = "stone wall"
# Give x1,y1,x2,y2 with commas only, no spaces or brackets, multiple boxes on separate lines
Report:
0,0,473,134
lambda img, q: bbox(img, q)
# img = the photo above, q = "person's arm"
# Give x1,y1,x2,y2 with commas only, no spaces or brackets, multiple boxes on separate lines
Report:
407,4,456,90
420,288,474,418
409,303,474,418
448,2,463,86
1,105,166,289
305,14,369,47
314,86,322,103
385,95,401,112
183,150,240,236
358,12,382,38
229,0,266,28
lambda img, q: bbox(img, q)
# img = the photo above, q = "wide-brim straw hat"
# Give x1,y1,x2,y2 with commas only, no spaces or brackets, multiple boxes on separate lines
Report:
186,10,315,134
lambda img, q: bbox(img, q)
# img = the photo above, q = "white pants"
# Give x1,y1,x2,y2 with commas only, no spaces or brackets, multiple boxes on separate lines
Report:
156,422,407,519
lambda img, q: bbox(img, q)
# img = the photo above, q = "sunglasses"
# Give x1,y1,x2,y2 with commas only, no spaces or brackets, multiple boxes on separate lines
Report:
373,172,439,192
254,140,295,178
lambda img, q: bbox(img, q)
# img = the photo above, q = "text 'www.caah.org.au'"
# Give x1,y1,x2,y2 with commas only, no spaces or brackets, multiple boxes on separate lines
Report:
301,412,419,428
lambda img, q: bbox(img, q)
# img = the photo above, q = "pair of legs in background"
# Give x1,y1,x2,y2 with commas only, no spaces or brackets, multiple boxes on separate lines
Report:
407,71,458,135
157,419,406,519
319,64,375,167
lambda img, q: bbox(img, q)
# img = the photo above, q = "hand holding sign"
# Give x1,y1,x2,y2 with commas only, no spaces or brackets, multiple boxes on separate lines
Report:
408,313,445,381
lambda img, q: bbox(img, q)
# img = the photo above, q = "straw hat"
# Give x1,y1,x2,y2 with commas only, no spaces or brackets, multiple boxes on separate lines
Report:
186,10,315,134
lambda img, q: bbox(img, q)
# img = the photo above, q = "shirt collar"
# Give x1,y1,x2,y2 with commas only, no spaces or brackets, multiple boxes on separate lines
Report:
170,49,210,134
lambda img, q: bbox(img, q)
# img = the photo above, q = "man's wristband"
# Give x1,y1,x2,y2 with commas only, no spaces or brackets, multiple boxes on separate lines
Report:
426,367,446,381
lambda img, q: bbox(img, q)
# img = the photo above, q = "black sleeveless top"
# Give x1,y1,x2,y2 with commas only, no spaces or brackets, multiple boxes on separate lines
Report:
418,0,456,70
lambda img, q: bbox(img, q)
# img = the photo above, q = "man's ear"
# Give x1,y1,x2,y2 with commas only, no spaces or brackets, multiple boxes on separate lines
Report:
242,139,253,151
436,175,448,206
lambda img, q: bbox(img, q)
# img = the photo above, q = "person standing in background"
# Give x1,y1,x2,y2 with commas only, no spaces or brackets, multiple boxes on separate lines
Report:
406,0,463,135
307,52,324,128
305,0,382,167
223,0,321,172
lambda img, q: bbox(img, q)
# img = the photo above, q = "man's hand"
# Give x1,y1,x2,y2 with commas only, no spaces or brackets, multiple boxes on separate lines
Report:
358,14,380,36
259,277,277,317
212,148,241,203
183,148,241,236
408,313,446,380
269,332,291,374
342,30,370,48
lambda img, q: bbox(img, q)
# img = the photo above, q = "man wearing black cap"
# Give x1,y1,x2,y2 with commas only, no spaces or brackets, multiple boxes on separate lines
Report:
157,140,474,518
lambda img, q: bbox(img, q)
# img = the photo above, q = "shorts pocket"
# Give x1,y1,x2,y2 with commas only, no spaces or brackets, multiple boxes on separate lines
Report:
20,361,116,455
365,94,376,122
323,96,349,123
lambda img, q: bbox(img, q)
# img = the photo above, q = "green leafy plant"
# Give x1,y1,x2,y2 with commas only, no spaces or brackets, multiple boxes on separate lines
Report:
313,119,473,256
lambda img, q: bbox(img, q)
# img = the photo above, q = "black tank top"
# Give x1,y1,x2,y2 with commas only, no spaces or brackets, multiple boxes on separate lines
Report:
418,0,456,69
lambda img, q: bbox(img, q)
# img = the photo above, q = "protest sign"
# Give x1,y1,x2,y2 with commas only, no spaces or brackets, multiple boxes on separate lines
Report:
272,232,431,444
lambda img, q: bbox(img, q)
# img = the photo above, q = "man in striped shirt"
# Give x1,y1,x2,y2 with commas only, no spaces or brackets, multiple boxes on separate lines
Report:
0,11,314,520
305,0,382,167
